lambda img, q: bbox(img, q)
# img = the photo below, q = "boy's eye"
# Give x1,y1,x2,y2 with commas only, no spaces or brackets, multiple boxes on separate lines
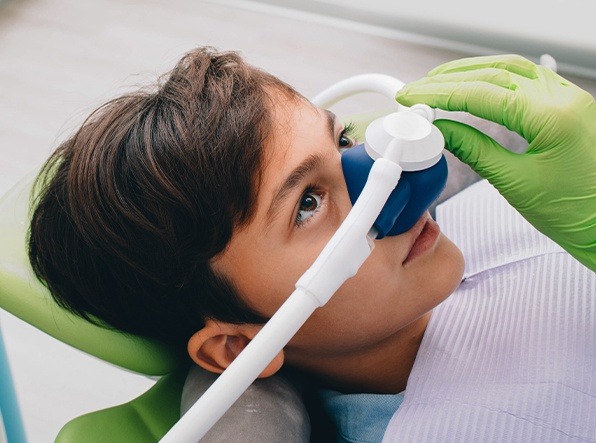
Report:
339,133,353,148
296,191,322,226
338,122,357,152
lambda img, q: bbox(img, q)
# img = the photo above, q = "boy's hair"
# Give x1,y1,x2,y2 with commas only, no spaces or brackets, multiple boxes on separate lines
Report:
28,47,298,352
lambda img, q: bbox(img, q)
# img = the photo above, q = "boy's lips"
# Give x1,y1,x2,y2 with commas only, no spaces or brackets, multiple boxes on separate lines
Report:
402,214,441,265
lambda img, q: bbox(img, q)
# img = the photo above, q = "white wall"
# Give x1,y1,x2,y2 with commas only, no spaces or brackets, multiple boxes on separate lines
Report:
226,0,596,79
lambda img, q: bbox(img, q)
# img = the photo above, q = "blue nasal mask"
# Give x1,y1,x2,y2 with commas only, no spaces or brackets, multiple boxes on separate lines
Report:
342,146,447,238
341,111,448,238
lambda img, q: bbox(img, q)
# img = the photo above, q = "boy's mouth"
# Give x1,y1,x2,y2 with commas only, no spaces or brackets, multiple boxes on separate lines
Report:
402,214,441,265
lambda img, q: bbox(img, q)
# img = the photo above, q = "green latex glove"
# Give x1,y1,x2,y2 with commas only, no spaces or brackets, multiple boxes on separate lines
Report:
396,54,596,271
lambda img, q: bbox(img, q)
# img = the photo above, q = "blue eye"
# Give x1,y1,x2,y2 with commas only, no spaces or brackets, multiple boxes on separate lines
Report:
296,191,322,226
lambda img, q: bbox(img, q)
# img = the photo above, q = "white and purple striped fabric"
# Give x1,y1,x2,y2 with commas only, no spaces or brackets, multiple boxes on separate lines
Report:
383,180,596,442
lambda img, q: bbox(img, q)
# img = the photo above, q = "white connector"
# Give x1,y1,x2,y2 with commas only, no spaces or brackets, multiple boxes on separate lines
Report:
365,111,444,171
409,103,436,122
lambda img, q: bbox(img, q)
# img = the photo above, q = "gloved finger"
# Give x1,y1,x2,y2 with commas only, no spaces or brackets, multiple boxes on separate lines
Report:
401,68,526,91
428,54,538,80
434,119,521,187
539,65,573,87
397,81,523,135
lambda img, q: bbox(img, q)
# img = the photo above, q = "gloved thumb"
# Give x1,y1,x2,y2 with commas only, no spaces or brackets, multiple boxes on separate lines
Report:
434,119,522,189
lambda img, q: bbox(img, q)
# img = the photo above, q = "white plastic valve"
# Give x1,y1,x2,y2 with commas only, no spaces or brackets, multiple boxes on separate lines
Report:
364,110,444,171
409,103,436,122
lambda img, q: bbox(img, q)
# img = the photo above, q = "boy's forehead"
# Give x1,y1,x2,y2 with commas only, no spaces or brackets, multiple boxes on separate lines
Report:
273,95,320,128
266,96,325,159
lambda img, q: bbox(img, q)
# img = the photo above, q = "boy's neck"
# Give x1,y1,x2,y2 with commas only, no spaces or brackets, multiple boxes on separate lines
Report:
294,311,431,395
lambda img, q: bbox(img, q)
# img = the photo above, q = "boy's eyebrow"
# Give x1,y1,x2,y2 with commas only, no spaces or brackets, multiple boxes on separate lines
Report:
266,153,326,224
265,111,337,224
324,109,337,136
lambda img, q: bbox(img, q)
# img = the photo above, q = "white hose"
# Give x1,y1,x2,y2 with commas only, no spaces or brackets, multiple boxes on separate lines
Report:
311,73,407,109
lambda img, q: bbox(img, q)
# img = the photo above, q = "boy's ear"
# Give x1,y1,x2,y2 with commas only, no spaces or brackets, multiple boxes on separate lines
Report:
187,319,284,378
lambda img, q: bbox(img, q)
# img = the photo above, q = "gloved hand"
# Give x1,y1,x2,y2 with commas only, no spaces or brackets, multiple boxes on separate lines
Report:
396,54,596,271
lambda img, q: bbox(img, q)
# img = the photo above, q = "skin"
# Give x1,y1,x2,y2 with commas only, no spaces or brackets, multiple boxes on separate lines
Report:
188,91,465,394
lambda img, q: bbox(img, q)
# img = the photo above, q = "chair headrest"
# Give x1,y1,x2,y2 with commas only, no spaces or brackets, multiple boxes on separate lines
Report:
0,171,182,375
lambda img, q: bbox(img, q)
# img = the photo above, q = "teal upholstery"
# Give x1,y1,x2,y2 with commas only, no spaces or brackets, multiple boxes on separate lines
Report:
0,325,27,443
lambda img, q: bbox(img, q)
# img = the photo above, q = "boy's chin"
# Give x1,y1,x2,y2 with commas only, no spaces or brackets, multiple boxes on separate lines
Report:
449,246,465,286
435,234,465,294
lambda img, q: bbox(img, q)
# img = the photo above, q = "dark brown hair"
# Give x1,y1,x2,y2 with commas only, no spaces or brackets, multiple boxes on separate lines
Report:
28,47,298,352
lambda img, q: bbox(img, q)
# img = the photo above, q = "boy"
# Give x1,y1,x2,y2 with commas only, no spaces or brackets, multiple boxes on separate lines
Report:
29,48,595,441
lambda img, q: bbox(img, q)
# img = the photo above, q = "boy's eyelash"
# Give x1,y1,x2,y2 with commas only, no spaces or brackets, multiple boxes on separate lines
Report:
338,121,357,153
342,121,357,138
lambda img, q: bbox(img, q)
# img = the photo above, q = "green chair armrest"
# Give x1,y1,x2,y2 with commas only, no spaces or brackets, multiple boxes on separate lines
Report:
55,367,189,443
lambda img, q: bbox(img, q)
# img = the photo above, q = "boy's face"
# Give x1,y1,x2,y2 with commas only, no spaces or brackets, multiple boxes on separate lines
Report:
212,93,464,379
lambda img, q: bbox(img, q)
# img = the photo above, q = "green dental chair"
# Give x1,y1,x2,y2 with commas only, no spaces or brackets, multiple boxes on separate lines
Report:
0,172,188,442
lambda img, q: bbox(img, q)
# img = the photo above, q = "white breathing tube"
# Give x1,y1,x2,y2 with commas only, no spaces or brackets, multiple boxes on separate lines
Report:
160,74,441,443
311,73,406,109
